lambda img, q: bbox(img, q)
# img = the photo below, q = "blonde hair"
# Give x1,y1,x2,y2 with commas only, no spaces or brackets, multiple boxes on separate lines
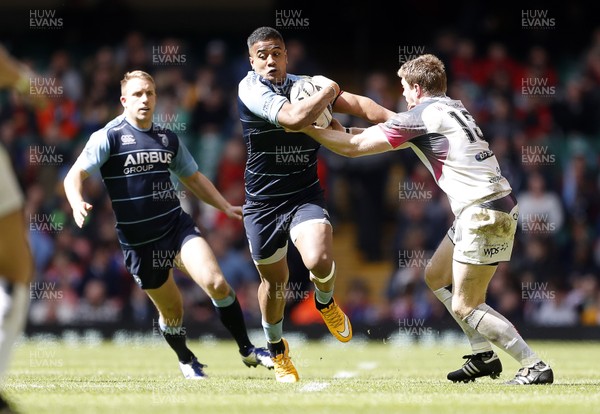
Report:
120,70,155,95
397,54,447,96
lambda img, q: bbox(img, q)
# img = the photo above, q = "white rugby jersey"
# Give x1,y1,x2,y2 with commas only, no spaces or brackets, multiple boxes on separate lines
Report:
379,96,512,216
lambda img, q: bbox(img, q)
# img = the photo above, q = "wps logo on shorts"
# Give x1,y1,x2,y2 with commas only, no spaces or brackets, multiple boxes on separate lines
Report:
483,243,509,257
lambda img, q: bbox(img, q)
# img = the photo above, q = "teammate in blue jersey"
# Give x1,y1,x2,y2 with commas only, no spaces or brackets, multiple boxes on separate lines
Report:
64,70,273,379
238,26,395,382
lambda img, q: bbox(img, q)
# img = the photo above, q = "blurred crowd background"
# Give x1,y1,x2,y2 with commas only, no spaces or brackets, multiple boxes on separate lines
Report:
1,0,599,336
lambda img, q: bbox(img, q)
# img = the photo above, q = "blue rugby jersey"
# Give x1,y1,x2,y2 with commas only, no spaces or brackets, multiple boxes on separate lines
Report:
237,72,322,201
75,115,198,247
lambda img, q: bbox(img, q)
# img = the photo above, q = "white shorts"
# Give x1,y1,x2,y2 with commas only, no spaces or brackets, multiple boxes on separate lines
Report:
0,145,24,218
447,193,518,265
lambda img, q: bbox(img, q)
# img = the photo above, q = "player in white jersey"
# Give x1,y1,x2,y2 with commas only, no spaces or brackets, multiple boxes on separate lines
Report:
0,44,45,413
301,54,553,385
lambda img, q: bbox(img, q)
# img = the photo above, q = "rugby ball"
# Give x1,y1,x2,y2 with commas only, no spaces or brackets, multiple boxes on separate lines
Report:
290,78,333,128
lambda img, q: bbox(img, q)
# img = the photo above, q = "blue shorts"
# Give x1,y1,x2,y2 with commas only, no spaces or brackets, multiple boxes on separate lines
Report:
243,192,331,264
122,212,201,289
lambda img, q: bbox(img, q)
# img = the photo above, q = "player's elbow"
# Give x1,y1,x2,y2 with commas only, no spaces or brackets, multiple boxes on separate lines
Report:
282,117,311,132
63,168,74,188
63,166,87,189
280,107,314,131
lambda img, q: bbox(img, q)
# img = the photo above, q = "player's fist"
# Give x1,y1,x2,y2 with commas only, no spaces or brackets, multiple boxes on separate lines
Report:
311,75,340,101
73,201,93,228
223,204,243,221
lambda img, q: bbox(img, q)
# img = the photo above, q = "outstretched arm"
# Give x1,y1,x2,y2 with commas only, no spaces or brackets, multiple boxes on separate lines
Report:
63,165,93,228
0,44,47,107
333,91,395,124
302,123,394,158
178,171,243,220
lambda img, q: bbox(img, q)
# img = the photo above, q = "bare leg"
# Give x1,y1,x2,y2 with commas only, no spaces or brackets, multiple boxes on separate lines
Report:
145,273,195,363
425,235,492,353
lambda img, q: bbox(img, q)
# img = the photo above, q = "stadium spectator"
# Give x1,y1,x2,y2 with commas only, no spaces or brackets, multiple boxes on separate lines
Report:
74,278,122,324
517,170,565,236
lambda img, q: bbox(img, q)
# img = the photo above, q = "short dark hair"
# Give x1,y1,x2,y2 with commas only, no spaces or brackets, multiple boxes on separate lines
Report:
247,26,284,51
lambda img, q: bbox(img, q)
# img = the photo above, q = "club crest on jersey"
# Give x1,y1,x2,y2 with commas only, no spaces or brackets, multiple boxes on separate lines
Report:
120,135,136,145
158,133,169,147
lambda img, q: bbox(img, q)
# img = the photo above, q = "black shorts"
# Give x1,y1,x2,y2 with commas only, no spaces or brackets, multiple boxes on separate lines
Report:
243,191,330,263
122,212,201,289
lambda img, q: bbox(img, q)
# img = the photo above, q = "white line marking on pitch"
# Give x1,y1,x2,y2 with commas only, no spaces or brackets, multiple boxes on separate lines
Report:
333,371,357,378
299,381,330,392
357,361,378,370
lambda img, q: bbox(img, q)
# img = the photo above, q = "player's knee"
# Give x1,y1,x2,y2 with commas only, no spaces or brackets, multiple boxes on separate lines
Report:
259,270,288,287
424,262,449,290
451,298,473,320
158,302,183,322
202,274,231,298
303,252,332,275
160,312,183,326
423,264,437,288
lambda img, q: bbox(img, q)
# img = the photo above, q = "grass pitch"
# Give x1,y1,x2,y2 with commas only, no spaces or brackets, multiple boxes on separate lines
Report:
4,333,600,414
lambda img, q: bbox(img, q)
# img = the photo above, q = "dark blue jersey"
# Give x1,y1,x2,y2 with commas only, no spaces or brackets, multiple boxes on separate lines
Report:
237,71,322,201
75,115,198,247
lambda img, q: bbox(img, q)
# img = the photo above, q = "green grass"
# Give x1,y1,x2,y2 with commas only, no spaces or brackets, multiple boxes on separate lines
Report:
4,334,600,414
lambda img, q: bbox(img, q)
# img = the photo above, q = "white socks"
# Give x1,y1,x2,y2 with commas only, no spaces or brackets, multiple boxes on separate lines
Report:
463,303,540,367
433,286,492,354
